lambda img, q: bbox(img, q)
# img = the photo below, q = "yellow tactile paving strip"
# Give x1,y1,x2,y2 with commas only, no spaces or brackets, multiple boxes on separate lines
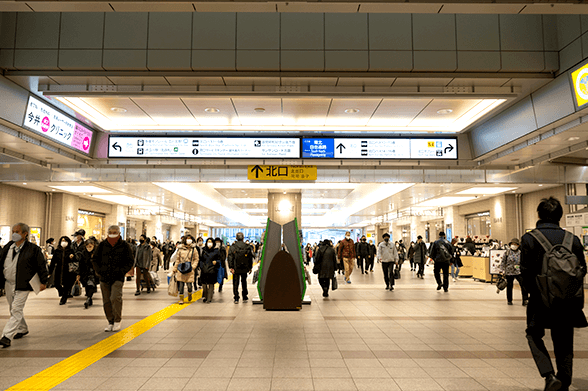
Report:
6,289,203,391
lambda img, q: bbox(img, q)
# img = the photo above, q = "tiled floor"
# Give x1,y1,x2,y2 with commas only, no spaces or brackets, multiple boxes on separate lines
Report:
1,265,587,391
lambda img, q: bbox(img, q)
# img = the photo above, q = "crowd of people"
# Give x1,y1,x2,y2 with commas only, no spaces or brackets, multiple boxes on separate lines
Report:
0,197,586,391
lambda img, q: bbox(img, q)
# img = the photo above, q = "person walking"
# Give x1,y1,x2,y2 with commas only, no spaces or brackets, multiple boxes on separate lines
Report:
199,238,220,303
134,235,152,295
450,238,462,282
93,225,135,332
313,240,338,298
45,238,55,258
71,229,85,255
337,231,356,284
397,240,406,272
228,232,253,304
377,233,398,291
413,236,428,278
0,223,48,348
356,236,369,274
171,235,199,304
429,232,453,292
521,197,587,391
78,237,99,309
49,236,77,305
215,237,227,293
499,238,528,306
407,241,415,271
163,240,174,270
150,240,162,272
367,240,376,272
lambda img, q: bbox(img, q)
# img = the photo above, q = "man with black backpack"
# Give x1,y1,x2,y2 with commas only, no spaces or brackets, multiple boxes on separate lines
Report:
429,231,453,292
228,232,253,304
521,197,587,391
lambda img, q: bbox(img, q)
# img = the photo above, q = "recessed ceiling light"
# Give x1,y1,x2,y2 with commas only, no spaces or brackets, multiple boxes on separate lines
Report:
436,109,453,115
205,108,220,113
254,108,266,113
344,108,360,114
22,182,27,185
110,107,127,113
538,184,543,187
52,189,55,191
457,187,517,195
568,136,580,141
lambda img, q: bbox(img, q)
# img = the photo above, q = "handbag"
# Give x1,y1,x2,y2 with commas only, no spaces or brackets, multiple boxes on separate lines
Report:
68,261,80,273
71,281,82,297
178,249,194,274
393,267,401,279
168,273,178,297
496,276,507,292
217,264,225,284
252,270,259,284
331,277,338,291
304,268,311,285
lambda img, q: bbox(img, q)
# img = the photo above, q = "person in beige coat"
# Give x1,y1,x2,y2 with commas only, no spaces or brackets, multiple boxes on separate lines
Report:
150,242,162,272
171,236,199,304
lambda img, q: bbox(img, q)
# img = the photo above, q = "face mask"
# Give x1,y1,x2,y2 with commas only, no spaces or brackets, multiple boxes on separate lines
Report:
345,235,350,239
11,233,22,242
384,238,389,242
215,243,221,248
61,241,68,248
197,242,203,247
140,239,145,244
207,242,213,248
108,234,118,238
510,245,519,251
186,239,193,245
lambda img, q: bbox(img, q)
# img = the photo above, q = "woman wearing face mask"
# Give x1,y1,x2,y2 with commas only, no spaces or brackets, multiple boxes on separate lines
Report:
48,236,77,305
171,235,199,304
499,238,528,306
199,238,221,303
78,237,99,309
214,237,227,293
134,235,153,296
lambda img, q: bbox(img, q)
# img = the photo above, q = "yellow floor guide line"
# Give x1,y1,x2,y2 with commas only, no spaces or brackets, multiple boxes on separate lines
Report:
7,289,204,391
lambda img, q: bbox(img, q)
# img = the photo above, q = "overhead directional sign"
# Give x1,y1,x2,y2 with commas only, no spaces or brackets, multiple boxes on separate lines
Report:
108,136,300,158
247,165,317,181
410,139,457,159
333,138,411,159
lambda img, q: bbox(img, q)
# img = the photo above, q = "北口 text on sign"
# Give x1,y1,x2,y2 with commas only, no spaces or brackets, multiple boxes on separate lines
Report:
248,165,317,181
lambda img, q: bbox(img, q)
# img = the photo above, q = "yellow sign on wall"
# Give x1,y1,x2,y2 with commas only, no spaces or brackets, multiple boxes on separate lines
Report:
571,62,588,108
248,165,317,181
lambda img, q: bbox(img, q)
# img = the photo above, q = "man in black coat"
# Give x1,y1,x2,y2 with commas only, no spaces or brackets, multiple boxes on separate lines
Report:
93,225,134,333
313,240,338,297
521,197,587,391
0,223,48,348
429,231,453,292
228,232,253,304
356,236,370,275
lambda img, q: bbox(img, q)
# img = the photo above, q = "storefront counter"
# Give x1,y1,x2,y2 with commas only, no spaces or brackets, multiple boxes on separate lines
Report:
459,256,474,277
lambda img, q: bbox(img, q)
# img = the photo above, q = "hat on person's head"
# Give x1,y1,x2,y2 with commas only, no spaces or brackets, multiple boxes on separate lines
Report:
72,229,86,237
439,231,446,237
509,238,520,246
382,233,390,239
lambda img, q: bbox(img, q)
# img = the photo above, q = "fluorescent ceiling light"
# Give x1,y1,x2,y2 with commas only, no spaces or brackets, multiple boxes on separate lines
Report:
240,209,268,213
200,219,227,228
302,198,342,204
228,198,268,204
210,183,356,190
90,194,155,206
417,196,477,208
50,185,112,194
456,187,517,195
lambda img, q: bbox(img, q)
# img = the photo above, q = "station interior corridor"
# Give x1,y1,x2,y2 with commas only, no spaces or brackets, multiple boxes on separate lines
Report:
1,265,586,391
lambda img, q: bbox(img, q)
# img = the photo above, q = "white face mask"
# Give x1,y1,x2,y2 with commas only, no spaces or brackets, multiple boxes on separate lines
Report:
207,242,213,248
108,234,118,238
510,245,519,251
186,239,193,245
345,235,350,239
215,243,221,248
11,233,22,242
61,241,68,248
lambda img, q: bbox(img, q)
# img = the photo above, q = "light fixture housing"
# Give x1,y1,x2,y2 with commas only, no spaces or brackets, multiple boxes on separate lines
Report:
254,108,266,113
204,108,220,113
110,107,127,113
436,109,454,115
344,108,360,114
567,136,580,141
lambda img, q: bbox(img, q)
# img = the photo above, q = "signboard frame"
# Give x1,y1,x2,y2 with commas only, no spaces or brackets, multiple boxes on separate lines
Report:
569,59,588,110
22,95,95,156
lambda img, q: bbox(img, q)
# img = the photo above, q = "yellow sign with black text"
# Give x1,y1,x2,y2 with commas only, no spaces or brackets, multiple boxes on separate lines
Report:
248,165,317,181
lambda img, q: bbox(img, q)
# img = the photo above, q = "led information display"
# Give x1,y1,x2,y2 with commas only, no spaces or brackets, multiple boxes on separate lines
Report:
23,96,94,155
108,136,300,159
302,138,457,159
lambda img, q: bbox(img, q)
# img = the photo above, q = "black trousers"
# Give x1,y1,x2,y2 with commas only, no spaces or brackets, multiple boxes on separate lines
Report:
318,278,330,294
357,257,366,273
232,273,248,301
163,255,171,270
382,262,395,287
365,257,374,271
527,309,574,387
505,275,528,303
434,262,450,290
416,262,425,276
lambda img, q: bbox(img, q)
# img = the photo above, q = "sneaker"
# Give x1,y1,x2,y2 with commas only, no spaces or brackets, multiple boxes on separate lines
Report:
389,286,394,291
437,285,442,291
370,270,374,273
134,291,140,296
234,300,239,304
507,302,513,305
346,280,351,284
112,323,121,332
243,299,248,303
13,331,28,339
444,289,448,292
0,336,11,348
202,298,207,303
452,278,456,282
104,324,113,332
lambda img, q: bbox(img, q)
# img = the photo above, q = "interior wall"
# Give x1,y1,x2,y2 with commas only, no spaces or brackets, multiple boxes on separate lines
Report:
521,185,567,230
0,183,46,241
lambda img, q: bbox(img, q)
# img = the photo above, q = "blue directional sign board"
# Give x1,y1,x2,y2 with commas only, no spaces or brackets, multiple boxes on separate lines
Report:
302,138,334,158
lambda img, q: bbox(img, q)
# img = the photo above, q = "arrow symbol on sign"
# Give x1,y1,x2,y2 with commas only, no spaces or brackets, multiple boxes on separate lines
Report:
444,144,454,154
336,143,346,153
251,165,263,179
112,142,122,152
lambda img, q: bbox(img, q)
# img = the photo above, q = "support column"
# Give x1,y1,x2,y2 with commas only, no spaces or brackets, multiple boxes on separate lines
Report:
268,192,302,226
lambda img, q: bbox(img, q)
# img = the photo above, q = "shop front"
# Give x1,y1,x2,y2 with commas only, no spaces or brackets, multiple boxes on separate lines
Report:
77,210,105,241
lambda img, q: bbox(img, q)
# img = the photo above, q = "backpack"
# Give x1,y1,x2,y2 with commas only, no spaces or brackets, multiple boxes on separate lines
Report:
437,241,452,263
233,245,252,270
529,229,585,310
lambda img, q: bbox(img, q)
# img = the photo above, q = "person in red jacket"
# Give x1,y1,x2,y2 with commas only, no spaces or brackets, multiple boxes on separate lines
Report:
337,231,356,284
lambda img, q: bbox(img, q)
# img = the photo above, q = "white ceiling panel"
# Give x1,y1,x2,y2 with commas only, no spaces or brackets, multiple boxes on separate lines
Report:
281,77,338,86
358,3,441,13
130,97,198,126
231,97,283,126
27,2,113,11
223,77,280,86
111,2,194,11
521,3,588,14
165,77,225,86
50,76,114,86
447,78,511,87
194,2,276,12
282,98,331,126
277,2,358,12
106,77,170,86
393,78,454,87
80,97,156,126
368,98,431,127
326,98,382,126
410,99,481,127
0,1,32,11
337,78,396,87
181,97,241,126
440,4,525,13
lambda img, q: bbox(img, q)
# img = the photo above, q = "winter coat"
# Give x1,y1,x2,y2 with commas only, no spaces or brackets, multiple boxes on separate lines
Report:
199,247,221,285
407,244,415,262
77,249,98,292
172,244,199,283
500,248,522,276
49,246,76,286
463,242,476,255
368,244,376,259
0,240,49,291
413,242,428,264
150,246,162,271
337,238,356,259
377,240,398,263
356,242,370,258
313,244,337,279
134,243,151,270
429,238,454,263
93,237,134,284
521,221,587,329
228,241,253,274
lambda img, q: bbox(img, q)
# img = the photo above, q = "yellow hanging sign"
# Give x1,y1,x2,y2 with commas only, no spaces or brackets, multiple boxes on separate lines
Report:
248,165,317,181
